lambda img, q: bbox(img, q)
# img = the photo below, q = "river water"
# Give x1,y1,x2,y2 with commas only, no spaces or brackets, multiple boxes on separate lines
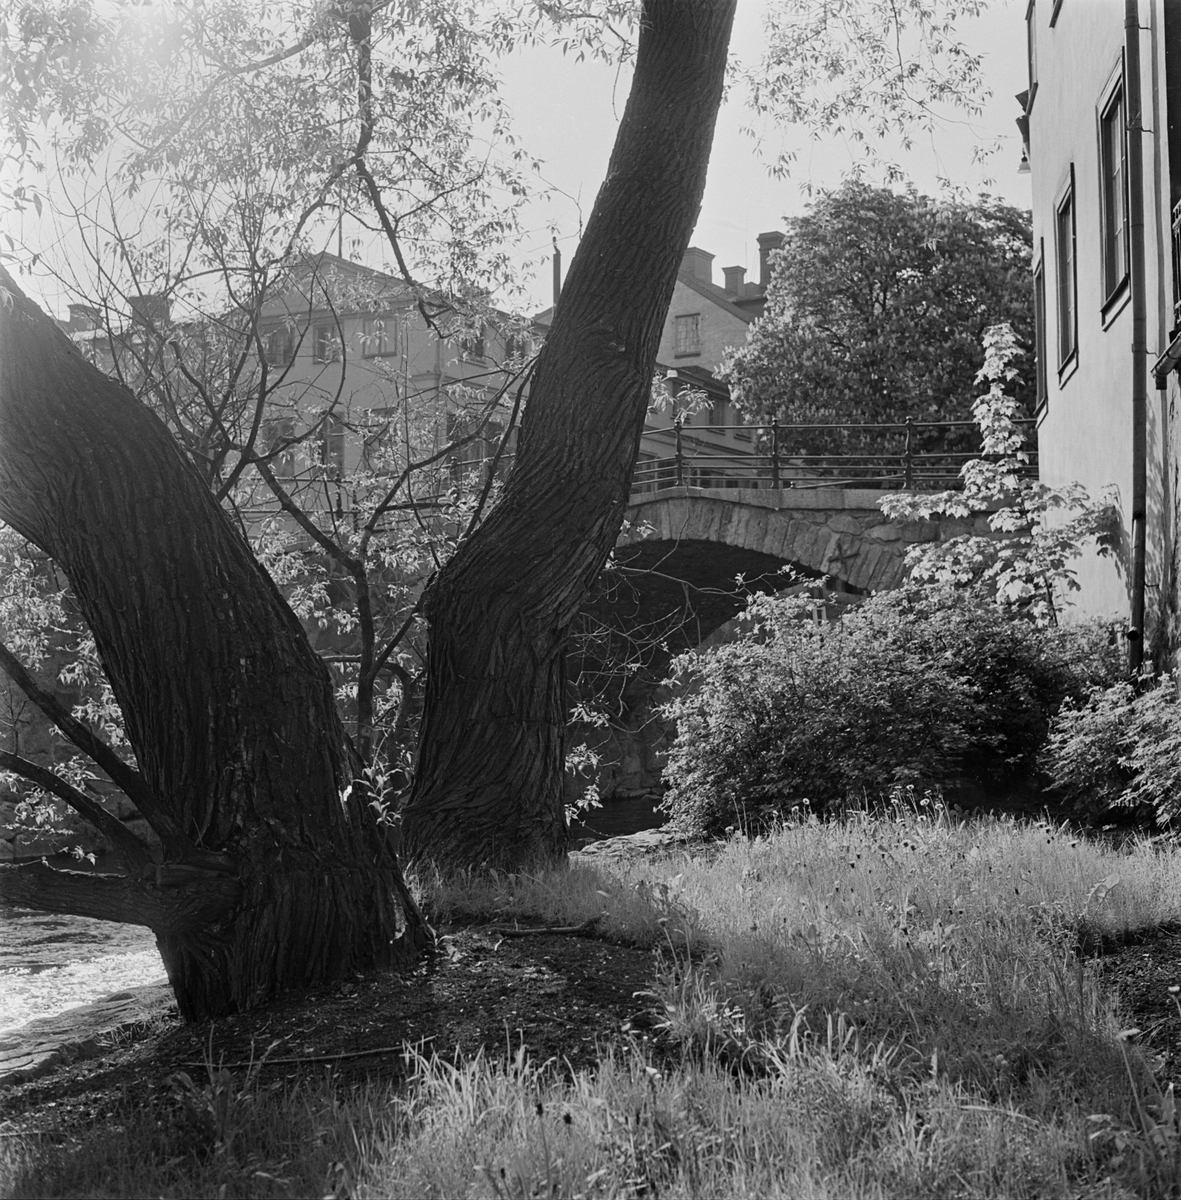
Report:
0,798,665,1034
0,905,164,1035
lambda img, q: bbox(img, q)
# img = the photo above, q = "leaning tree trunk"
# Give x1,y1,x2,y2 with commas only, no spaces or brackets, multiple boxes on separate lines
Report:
0,268,430,1020
401,0,736,870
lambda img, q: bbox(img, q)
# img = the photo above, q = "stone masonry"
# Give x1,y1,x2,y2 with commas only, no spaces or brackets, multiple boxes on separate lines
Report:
621,485,993,594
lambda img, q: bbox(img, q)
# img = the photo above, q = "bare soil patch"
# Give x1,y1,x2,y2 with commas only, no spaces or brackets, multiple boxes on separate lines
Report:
0,922,661,1142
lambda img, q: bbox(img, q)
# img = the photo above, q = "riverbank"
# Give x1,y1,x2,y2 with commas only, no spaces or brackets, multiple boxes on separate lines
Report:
7,815,1181,1197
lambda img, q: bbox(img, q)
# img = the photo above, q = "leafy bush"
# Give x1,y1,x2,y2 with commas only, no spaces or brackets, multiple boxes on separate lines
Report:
1043,674,1181,825
661,587,1120,836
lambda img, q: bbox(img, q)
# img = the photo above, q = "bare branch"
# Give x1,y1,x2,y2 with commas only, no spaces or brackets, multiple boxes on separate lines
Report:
0,639,183,845
0,750,154,875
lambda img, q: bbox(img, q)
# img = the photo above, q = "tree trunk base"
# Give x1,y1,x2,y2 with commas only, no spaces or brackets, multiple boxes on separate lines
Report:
158,857,431,1022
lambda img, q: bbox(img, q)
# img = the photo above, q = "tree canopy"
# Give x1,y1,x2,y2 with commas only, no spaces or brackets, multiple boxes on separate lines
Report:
723,180,1033,454
0,0,1012,922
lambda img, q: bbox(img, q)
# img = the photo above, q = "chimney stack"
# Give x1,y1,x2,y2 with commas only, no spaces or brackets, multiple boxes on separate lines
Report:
680,246,715,284
67,303,100,332
129,293,170,329
757,231,785,288
722,265,746,296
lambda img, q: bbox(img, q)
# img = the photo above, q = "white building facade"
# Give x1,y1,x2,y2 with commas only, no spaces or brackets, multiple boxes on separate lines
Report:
1027,0,1181,663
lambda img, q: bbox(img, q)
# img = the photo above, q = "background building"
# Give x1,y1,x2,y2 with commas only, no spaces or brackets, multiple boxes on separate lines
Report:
1026,0,1181,660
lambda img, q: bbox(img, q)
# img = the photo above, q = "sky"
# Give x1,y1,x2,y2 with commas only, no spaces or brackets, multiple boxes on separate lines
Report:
5,0,1032,319
500,0,1031,312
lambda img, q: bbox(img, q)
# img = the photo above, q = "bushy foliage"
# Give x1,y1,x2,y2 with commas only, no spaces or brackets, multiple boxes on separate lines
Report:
723,181,1032,456
661,587,1120,836
1043,675,1181,826
882,324,1117,624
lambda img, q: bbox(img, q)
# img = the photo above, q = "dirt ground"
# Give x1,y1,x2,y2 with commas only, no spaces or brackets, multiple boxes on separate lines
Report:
0,922,664,1140
5,916,1181,1148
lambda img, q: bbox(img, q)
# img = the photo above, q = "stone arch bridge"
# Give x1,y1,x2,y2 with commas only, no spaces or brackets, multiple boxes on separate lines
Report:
569,486,992,807
613,485,989,631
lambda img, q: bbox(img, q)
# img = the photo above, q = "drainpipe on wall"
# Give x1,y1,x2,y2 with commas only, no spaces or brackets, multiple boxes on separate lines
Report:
1127,0,1149,674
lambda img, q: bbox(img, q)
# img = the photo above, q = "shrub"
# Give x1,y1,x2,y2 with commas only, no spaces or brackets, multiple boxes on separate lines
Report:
661,587,1120,836
1043,674,1181,826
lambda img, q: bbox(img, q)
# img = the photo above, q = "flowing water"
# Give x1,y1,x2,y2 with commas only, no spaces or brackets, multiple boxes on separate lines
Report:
0,904,164,1035
0,798,665,1034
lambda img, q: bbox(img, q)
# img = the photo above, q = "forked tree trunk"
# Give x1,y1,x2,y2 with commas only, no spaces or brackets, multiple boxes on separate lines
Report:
0,269,430,1020
401,0,736,869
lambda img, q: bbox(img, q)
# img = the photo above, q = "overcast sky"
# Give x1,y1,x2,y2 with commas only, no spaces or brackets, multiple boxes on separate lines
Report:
5,0,1030,318
502,0,1030,310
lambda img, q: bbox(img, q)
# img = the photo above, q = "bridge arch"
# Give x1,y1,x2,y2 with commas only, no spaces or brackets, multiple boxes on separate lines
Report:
619,486,989,595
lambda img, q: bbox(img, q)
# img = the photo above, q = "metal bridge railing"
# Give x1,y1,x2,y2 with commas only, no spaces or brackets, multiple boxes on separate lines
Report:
631,417,1037,493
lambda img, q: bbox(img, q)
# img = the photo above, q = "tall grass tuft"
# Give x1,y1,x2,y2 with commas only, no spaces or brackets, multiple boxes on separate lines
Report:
9,804,1181,1198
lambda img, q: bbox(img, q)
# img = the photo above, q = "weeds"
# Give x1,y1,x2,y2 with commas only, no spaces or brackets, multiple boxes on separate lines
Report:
8,808,1181,1197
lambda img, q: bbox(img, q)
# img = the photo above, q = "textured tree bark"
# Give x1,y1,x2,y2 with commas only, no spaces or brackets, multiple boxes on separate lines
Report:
0,268,431,1020
401,0,736,870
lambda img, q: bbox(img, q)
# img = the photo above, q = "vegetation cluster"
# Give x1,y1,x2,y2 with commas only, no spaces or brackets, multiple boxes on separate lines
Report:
661,587,1121,837
7,806,1181,1198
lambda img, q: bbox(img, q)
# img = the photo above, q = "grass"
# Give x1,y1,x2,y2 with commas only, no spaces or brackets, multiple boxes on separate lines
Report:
7,800,1181,1198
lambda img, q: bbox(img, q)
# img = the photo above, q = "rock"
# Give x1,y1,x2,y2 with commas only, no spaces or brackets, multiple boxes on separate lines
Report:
0,982,173,1087
573,827,697,867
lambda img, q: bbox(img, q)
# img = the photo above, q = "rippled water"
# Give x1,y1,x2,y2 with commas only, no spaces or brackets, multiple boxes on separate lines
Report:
0,905,164,1035
0,799,663,1034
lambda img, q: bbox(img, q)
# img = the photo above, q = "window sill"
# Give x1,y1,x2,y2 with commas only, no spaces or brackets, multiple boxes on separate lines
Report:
1101,278,1131,328
674,350,701,359
1057,350,1079,387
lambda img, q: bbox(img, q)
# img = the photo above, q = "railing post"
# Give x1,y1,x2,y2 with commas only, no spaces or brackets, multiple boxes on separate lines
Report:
674,413,684,487
771,418,781,490
903,417,914,489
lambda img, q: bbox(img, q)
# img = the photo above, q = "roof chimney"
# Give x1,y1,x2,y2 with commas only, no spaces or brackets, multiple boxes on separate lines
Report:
129,293,170,329
722,265,746,296
67,303,100,332
756,231,785,288
680,246,714,284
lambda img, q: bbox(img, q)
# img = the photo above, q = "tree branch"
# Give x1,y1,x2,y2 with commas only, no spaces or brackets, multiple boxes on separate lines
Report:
0,750,155,876
0,860,240,935
0,639,184,846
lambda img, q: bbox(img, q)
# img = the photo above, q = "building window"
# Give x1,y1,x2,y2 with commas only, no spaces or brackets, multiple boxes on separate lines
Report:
262,416,297,479
505,332,531,362
1099,81,1128,302
313,323,340,363
674,313,701,357
1055,178,1077,367
1026,0,1038,109
362,315,398,358
1034,251,1048,409
460,326,485,362
320,415,345,477
263,325,295,367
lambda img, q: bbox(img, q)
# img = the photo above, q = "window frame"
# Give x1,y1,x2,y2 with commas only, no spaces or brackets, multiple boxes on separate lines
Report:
459,325,486,363
1033,243,1048,411
1054,168,1078,373
262,415,297,479
361,314,399,359
312,322,341,363
262,324,296,368
1025,0,1039,111
319,414,345,478
1097,62,1130,311
674,312,702,358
